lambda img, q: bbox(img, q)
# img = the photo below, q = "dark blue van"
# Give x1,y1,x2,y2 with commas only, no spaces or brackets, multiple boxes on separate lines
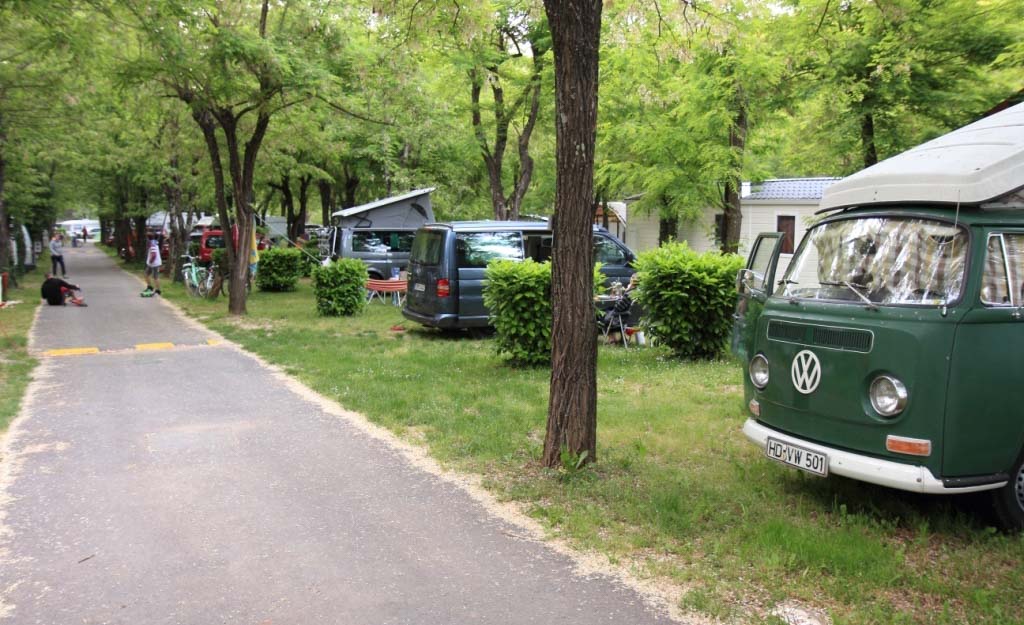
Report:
402,221,635,330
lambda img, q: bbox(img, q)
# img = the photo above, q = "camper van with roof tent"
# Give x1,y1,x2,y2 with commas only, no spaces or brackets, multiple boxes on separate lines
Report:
734,102,1024,529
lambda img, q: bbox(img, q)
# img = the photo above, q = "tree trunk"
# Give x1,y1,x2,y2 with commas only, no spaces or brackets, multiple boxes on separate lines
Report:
114,217,131,260
318,179,333,225
275,175,296,241
133,215,147,260
861,111,878,168
163,160,189,283
658,215,678,245
297,175,310,238
216,105,271,315
342,164,359,208
193,108,234,274
470,68,509,221
507,52,546,221
0,125,10,278
542,0,603,469
721,98,748,254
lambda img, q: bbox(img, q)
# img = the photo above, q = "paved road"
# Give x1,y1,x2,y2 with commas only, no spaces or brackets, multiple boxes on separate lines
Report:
0,246,677,624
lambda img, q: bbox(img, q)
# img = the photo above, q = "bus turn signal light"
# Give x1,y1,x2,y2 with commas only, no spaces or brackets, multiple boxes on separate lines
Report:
886,435,931,457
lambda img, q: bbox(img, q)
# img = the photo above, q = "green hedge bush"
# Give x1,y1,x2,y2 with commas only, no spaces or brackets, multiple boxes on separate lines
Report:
312,258,366,316
632,242,744,360
483,259,552,366
256,248,304,292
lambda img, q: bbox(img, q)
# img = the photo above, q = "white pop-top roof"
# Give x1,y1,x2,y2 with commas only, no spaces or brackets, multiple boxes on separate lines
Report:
819,102,1024,212
332,187,435,218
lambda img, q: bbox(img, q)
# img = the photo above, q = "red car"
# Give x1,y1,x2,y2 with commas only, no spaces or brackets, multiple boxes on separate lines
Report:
198,229,228,264
196,226,266,264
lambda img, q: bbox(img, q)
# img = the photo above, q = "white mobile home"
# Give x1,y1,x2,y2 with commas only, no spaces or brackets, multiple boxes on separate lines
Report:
610,177,840,277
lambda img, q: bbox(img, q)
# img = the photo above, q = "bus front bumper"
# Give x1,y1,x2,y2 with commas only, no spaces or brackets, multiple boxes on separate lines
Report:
742,419,1006,495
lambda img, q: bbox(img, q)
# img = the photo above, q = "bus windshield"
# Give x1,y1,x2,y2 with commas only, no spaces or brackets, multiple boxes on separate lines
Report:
781,216,968,306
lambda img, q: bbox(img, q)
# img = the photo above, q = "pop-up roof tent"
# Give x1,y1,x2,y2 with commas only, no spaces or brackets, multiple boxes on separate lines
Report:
819,102,1024,212
331,188,436,229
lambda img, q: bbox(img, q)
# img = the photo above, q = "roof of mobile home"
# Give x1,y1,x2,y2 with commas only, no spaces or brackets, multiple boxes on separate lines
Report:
819,102,1024,211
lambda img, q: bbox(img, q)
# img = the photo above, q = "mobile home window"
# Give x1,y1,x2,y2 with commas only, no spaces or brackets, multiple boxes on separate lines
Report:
777,216,795,255
981,233,1024,307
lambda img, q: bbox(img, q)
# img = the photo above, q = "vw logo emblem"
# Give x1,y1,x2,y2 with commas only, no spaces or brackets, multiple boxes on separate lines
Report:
791,350,821,394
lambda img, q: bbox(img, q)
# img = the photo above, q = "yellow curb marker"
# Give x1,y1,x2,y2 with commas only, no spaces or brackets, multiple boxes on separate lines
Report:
44,347,101,357
135,342,175,351
206,339,222,346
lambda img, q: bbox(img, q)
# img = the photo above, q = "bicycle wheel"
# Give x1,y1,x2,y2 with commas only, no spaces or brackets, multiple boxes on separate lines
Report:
203,269,216,297
195,267,210,297
182,266,198,296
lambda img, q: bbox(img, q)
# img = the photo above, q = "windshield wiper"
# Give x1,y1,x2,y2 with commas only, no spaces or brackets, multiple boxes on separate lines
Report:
777,279,801,305
819,281,879,311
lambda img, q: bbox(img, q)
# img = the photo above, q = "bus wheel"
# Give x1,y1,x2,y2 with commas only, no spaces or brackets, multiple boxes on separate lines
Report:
992,451,1024,532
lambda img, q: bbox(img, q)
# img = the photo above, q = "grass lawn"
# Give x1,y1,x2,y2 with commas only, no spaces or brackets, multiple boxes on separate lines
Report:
0,273,42,433
140,263,1022,625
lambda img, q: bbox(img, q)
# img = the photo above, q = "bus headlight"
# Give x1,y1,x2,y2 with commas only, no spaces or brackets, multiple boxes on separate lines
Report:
749,354,770,389
870,376,908,417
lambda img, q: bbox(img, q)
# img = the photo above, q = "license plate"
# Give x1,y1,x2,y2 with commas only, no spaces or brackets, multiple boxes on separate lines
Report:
414,283,426,292
765,437,828,477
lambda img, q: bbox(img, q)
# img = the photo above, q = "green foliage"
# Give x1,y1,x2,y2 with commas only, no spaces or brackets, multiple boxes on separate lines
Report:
211,248,229,277
311,258,366,316
633,243,744,360
299,240,321,277
483,259,552,366
255,247,304,292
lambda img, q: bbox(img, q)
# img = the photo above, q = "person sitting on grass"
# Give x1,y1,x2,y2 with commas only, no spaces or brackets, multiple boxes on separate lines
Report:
41,273,87,307
600,273,639,344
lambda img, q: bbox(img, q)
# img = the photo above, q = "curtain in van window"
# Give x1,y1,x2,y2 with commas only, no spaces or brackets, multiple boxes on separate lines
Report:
982,235,1011,305
1006,234,1024,306
985,234,1024,306
800,217,966,304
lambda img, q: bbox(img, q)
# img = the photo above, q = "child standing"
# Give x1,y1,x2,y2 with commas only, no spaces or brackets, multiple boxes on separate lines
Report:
142,234,162,297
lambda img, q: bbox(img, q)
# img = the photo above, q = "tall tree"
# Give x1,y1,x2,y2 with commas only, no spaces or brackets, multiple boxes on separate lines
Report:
0,4,82,278
783,0,1023,170
541,0,603,468
115,0,333,314
464,5,551,220
597,2,784,253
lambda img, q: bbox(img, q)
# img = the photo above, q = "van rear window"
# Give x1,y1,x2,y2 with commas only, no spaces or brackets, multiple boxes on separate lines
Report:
456,232,523,268
411,230,446,265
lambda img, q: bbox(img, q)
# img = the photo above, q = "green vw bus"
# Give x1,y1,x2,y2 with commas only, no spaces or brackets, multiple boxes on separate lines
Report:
736,103,1024,529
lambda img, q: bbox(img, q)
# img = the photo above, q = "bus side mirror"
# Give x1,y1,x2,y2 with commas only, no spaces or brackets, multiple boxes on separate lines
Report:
737,268,756,295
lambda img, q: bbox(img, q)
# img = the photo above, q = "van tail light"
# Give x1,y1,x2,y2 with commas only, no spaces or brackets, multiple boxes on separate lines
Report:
436,279,450,298
886,435,931,457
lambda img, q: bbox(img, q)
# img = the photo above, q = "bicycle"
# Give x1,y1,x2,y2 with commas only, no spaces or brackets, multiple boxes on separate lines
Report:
219,267,252,298
181,255,211,297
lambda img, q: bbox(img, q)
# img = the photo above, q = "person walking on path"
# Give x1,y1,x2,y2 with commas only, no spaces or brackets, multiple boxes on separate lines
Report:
142,233,162,297
40,273,87,306
49,233,67,277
